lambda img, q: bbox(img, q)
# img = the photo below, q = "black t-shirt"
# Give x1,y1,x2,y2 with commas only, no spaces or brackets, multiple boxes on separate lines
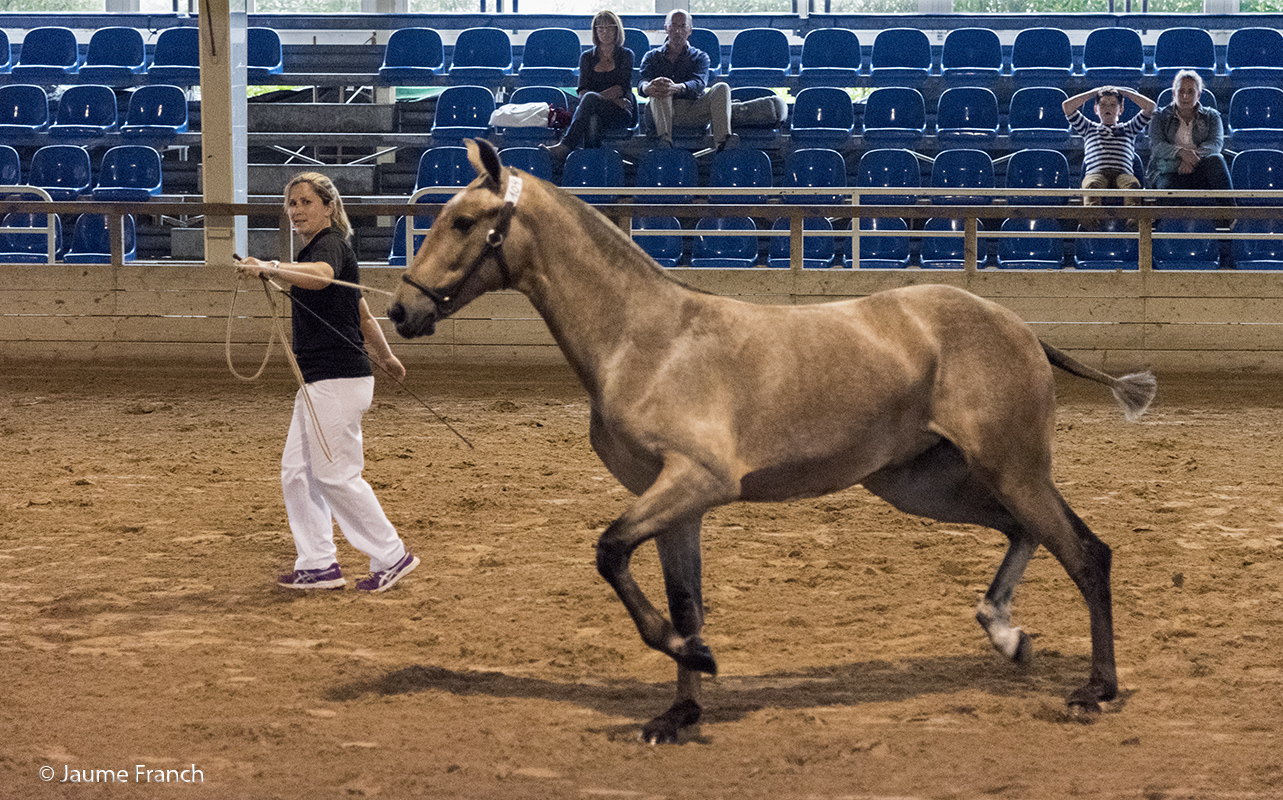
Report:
291,227,371,383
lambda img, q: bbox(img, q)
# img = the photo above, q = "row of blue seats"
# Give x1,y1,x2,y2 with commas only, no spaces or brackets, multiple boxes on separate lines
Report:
0,83,188,140
374,25,1283,88
0,212,137,263
432,83,1283,153
0,143,163,201
0,26,278,86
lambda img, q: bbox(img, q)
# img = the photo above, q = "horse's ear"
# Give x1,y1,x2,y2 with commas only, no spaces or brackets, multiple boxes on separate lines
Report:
466,138,504,191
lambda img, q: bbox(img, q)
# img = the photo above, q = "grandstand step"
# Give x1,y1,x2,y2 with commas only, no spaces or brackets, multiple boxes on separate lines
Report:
209,164,377,197
171,226,393,263
248,103,395,134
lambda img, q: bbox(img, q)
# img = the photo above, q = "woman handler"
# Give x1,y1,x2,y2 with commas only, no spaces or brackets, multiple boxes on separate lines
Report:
238,172,418,593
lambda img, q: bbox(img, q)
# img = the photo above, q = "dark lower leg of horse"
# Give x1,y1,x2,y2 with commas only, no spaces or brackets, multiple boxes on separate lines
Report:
641,524,709,744
1059,500,1118,711
976,533,1039,666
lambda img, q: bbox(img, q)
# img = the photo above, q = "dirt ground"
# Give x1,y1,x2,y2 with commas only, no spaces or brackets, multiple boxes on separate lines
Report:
1,359,1281,800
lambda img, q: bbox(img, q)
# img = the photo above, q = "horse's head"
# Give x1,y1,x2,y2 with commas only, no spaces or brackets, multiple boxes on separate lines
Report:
389,138,523,339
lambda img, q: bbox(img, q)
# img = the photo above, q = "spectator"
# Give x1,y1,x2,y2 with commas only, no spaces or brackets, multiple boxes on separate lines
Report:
638,9,738,152
1147,70,1233,195
1063,85,1155,210
542,10,635,160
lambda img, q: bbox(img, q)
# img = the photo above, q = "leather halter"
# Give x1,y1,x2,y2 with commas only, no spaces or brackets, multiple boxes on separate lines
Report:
400,172,523,316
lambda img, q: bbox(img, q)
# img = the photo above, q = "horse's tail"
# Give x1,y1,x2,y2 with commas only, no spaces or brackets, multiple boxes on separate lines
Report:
1040,340,1156,422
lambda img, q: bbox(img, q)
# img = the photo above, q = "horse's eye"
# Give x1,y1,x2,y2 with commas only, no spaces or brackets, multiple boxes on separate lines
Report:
452,216,476,233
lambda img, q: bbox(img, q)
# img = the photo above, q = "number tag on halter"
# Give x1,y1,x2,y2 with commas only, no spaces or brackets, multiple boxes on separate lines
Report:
504,174,524,208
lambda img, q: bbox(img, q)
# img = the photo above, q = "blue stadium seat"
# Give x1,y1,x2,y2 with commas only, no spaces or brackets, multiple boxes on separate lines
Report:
935,87,999,147
997,218,1063,269
870,28,932,87
1231,148,1283,207
388,215,429,267
692,216,757,268
1227,28,1283,87
689,29,722,75
860,87,925,149
0,31,11,74
378,28,445,84
634,215,683,267
1156,86,1217,112
1074,219,1138,270
921,217,989,269
63,213,136,264
768,216,835,269
93,145,162,201
1232,218,1283,269
843,217,910,268
1005,148,1071,206
930,148,994,205
730,86,784,148
430,85,495,145
941,28,1003,85
784,148,847,205
624,28,650,79
29,145,91,200
0,146,20,184
0,209,62,263
727,28,791,84
856,148,920,206
798,28,861,87
147,27,201,85
80,27,146,86
498,85,565,145
1153,218,1219,270
635,147,699,205
449,28,513,82
1154,27,1217,82
789,87,854,149
415,146,473,202
1008,87,1072,149
1011,28,1072,86
498,146,554,182
248,27,285,83
121,85,188,137
518,28,580,86
50,85,119,139
0,84,50,138
12,27,80,84
1228,87,1283,150
709,147,772,204
1082,28,1145,86
561,147,624,204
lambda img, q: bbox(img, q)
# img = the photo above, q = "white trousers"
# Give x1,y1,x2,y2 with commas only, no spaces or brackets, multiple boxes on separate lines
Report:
646,82,732,143
281,376,406,572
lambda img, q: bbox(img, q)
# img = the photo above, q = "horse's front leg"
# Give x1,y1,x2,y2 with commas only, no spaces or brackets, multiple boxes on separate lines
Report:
640,519,707,744
596,455,732,677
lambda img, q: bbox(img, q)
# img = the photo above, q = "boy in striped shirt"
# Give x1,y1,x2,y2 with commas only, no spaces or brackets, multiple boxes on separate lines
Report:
1063,86,1157,211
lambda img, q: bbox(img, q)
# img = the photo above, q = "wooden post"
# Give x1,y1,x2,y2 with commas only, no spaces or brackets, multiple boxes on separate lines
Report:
199,0,249,267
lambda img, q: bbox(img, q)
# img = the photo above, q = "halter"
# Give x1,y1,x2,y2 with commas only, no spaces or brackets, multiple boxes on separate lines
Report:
400,172,523,316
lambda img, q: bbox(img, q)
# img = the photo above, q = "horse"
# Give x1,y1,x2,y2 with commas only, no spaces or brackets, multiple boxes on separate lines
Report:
387,139,1157,744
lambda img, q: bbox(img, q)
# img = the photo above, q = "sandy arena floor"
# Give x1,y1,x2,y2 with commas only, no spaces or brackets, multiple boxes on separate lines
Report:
1,361,1280,799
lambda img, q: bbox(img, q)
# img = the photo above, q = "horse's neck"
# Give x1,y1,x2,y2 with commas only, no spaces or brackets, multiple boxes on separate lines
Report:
518,191,689,396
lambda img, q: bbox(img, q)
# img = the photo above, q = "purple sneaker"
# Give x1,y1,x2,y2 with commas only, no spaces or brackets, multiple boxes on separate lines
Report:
278,563,345,590
356,551,419,593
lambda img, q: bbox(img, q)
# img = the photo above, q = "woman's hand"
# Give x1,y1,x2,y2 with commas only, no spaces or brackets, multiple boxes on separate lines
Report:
375,352,406,382
236,256,277,280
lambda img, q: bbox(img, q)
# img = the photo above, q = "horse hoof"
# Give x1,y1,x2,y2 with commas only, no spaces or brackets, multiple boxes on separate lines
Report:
1013,631,1034,666
676,638,718,676
641,699,701,745
1066,685,1105,716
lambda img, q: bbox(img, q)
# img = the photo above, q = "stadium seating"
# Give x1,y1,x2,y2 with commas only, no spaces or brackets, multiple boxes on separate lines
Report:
930,149,994,206
1228,87,1283,150
0,209,62,263
0,84,50,138
633,215,683,267
941,28,1003,85
843,217,910,268
921,217,989,269
689,29,722,75
709,147,772,204
12,27,80,84
387,214,428,267
50,85,119,139
1010,28,1072,86
870,28,932,87
1153,218,1219,270
624,28,651,76
80,26,146,86
692,216,757,268
415,146,473,202
634,147,699,205
788,87,854,149
1231,219,1283,269
1008,87,1072,149
0,145,20,185
28,145,92,200
1005,149,1071,206
248,27,286,83
1074,219,1138,270
378,28,445,83
784,148,847,205
517,28,580,86
768,216,835,269
997,218,1063,269
93,145,162,201
448,28,513,82
147,27,201,85
1231,148,1283,206
499,85,565,145
860,87,925,149
561,147,624,204
1226,28,1283,87
856,148,920,206
1154,27,1217,82
935,87,999,147
1082,28,1145,85
730,86,785,148
798,28,861,87
498,146,554,182
0,31,10,73
63,213,136,264
727,28,791,84
430,85,495,145
121,85,189,138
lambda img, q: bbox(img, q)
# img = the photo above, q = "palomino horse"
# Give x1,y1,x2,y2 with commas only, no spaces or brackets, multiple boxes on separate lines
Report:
388,139,1156,744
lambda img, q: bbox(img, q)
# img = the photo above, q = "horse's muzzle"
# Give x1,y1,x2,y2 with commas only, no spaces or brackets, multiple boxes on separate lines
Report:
387,301,436,339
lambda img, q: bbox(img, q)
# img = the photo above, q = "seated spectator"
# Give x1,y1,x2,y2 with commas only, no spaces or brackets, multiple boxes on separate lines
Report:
1147,70,1233,195
542,11,635,160
638,10,738,152
1063,85,1155,209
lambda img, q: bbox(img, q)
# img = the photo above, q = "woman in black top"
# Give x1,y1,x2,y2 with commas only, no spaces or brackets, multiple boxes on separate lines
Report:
237,172,419,594
543,10,635,158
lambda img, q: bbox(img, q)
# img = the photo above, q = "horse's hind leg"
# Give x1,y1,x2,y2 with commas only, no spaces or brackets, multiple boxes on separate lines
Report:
641,519,706,744
975,533,1038,665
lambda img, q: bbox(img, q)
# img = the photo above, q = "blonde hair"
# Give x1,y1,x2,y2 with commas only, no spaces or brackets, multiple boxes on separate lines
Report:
284,171,353,241
591,10,625,53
